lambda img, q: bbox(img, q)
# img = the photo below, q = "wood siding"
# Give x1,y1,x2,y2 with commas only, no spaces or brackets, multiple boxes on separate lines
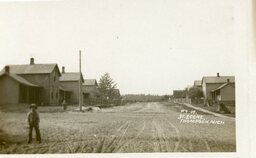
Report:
0,75,19,104
220,85,235,101
60,81,79,104
18,66,60,105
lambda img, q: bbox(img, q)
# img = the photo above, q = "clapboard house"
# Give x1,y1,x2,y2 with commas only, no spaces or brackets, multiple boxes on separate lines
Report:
83,79,100,100
0,58,61,105
82,79,100,105
202,73,235,105
59,66,84,104
211,79,235,105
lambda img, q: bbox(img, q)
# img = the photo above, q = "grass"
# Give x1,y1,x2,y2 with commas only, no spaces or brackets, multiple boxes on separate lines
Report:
191,103,235,118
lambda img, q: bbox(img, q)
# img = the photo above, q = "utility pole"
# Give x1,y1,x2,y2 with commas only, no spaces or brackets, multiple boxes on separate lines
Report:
79,50,82,111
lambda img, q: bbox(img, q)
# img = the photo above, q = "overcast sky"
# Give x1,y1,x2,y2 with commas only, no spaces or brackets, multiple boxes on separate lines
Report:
0,0,237,95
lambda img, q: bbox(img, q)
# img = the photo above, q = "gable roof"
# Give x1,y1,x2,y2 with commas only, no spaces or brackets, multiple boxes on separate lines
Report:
83,79,98,86
82,86,100,95
211,83,235,92
202,76,235,84
60,72,84,82
0,73,41,87
0,64,60,75
194,80,202,86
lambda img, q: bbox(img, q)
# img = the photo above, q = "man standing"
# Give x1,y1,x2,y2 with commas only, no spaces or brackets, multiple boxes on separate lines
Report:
27,104,41,144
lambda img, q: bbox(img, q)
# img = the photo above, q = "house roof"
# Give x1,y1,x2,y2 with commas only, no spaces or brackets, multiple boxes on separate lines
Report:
0,73,41,87
211,83,235,92
194,80,202,86
202,76,235,84
83,79,98,86
0,64,60,75
60,72,84,82
83,86,100,95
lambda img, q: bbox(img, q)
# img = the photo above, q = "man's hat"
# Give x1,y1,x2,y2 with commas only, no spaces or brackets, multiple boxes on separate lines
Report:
29,104,37,109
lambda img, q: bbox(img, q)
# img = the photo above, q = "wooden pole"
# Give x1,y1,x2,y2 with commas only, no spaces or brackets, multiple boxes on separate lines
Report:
79,50,82,111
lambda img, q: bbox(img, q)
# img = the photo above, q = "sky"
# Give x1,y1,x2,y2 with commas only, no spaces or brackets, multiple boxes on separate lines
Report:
0,0,237,95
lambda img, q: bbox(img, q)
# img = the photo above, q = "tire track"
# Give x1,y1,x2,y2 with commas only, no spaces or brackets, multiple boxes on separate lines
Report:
166,120,181,152
152,120,171,152
101,121,131,153
115,120,146,152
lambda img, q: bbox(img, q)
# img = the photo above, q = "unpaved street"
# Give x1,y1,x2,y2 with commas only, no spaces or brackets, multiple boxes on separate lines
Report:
0,102,236,153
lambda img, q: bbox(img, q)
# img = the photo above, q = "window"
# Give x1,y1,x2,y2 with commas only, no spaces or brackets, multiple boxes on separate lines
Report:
51,86,54,100
53,71,56,82
56,87,58,99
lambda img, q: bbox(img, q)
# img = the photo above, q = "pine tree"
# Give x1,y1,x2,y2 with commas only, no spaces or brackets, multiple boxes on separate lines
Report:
98,73,117,99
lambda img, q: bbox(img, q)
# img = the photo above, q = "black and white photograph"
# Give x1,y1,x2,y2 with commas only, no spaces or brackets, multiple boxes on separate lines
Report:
0,0,254,157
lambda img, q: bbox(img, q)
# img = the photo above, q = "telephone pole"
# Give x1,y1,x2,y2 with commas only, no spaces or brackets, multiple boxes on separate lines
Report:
79,50,82,111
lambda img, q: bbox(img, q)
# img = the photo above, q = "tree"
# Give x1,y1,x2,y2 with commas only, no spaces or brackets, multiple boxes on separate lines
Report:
98,73,117,99
187,87,203,99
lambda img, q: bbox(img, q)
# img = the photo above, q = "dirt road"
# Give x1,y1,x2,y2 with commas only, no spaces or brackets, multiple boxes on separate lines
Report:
0,102,236,153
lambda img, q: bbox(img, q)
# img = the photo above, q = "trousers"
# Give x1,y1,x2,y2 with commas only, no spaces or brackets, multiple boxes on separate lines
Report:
28,124,41,143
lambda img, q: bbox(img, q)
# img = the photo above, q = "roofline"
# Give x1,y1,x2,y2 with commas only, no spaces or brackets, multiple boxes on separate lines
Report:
3,63,61,76
0,73,42,87
211,83,235,92
60,72,84,82
60,80,81,82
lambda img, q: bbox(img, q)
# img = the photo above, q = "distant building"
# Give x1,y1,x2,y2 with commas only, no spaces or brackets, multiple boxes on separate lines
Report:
59,66,84,104
202,73,235,104
83,79,100,100
111,89,121,100
194,80,202,89
173,90,186,98
0,58,61,105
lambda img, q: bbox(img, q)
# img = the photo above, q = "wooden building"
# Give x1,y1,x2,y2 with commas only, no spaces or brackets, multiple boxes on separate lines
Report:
194,80,202,89
0,58,61,105
82,79,100,100
82,79,100,105
59,66,84,104
211,80,235,105
173,90,186,98
202,73,235,105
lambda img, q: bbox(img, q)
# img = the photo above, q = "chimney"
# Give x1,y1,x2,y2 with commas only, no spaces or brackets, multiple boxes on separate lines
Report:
30,58,35,65
62,66,65,73
5,66,10,74
217,73,220,77
227,79,230,83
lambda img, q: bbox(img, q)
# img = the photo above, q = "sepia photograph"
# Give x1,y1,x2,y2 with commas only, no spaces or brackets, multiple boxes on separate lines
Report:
0,0,251,157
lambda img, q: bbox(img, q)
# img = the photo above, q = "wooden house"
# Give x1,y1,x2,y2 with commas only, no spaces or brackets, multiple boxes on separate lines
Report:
202,73,235,105
59,66,84,104
211,79,235,105
82,79,100,100
0,58,61,105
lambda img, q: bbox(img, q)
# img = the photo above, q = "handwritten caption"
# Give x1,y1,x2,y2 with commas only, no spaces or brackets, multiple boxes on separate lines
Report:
178,109,225,125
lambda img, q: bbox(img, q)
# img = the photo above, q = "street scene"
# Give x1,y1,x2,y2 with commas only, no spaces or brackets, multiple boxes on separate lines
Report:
0,102,235,153
0,0,237,154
